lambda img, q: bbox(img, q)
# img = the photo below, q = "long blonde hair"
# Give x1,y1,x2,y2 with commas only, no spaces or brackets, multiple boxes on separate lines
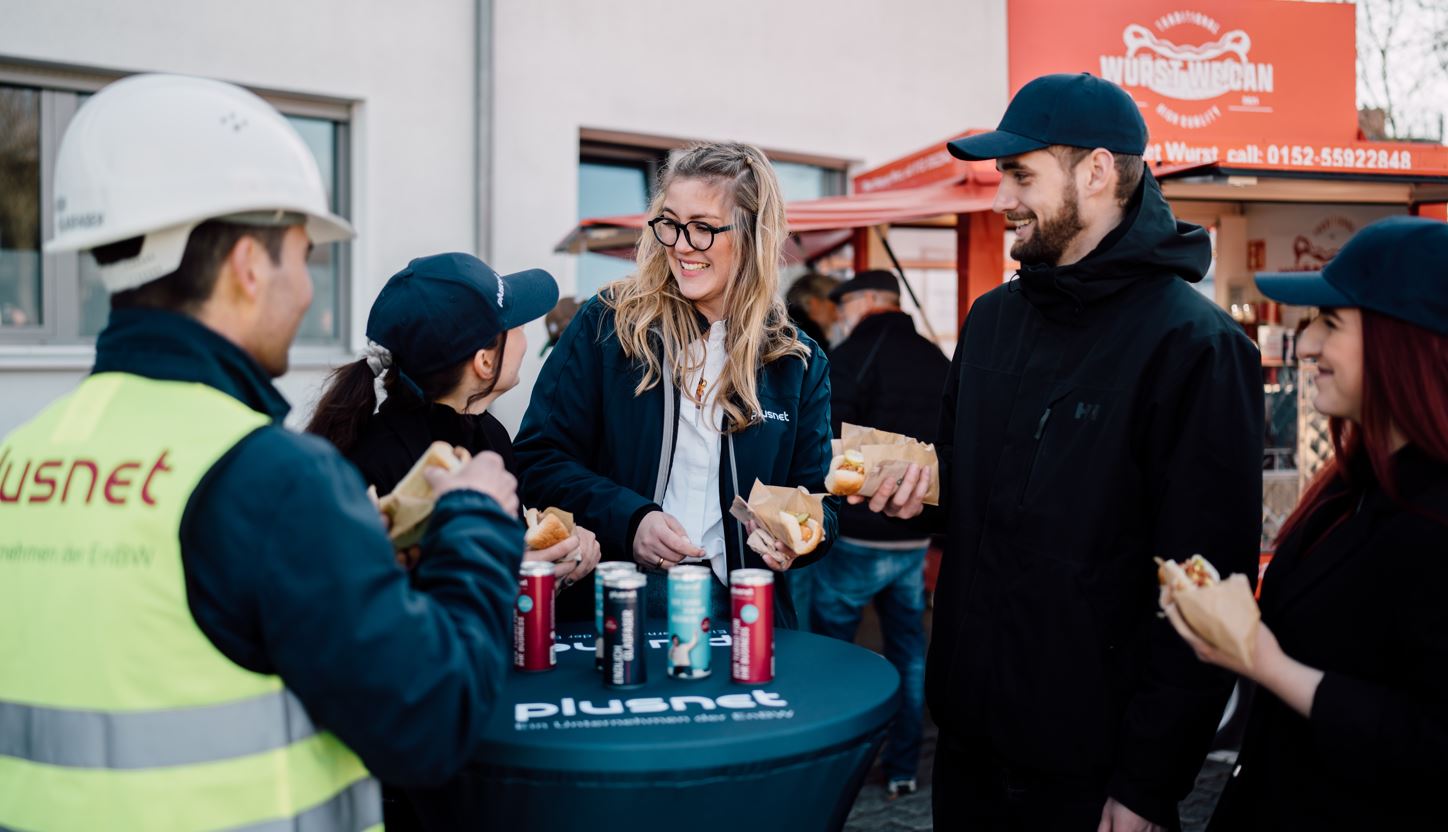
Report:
603,141,807,433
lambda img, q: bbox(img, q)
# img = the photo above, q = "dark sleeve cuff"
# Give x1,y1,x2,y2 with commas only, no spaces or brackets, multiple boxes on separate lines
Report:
623,502,663,562
1107,772,1178,829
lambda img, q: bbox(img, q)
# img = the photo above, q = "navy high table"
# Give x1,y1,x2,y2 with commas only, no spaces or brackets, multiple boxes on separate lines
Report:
416,625,900,831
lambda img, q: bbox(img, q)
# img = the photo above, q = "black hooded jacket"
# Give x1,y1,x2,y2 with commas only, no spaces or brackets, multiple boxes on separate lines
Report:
928,172,1264,825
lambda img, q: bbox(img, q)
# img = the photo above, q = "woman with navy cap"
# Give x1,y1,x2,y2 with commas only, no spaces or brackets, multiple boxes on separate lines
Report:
514,141,838,626
1165,217,1448,829
309,253,601,830
308,252,602,585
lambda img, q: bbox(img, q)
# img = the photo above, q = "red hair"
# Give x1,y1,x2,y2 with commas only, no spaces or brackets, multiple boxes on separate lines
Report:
1277,310,1448,547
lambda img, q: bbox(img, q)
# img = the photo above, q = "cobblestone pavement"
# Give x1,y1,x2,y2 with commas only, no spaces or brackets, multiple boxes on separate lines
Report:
840,607,1233,831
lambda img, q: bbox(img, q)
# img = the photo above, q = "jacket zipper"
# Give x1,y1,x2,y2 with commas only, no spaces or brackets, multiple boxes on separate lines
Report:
1017,394,1068,509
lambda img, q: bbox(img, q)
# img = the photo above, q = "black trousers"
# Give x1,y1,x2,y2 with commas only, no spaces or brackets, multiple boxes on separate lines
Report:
932,731,1181,832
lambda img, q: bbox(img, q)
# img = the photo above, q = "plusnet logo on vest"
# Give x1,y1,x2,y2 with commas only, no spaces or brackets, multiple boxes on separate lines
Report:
1098,10,1276,130
0,447,173,506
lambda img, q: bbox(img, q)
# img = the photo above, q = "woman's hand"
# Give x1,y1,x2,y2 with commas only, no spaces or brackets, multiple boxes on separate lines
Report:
1165,606,1324,718
744,519,815,572
558,525,601,588
1164,604,1274,679
633,511,703,570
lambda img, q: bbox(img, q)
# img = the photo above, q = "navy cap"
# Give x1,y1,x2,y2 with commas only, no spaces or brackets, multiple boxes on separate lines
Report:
948,73,1148,161
366,252,559,381
1256,217,1448,336
829,269,900,303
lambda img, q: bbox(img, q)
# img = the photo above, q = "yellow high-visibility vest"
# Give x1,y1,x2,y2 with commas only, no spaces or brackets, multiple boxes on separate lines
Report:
0,373,379,832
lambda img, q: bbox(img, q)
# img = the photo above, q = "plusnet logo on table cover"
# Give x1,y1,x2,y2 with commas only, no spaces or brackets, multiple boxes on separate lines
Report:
515,688,788,724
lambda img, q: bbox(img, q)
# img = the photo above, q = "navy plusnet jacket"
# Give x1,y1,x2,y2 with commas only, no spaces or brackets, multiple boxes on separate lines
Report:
92,308,524,788
513,296,838,629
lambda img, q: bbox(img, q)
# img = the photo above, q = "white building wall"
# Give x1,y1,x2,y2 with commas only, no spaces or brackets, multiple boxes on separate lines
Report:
0,0,481,432
0,0,1009,436
487,0,1009,431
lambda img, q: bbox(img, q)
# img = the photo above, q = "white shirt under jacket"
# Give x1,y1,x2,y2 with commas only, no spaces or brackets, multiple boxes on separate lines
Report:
661,320,729,584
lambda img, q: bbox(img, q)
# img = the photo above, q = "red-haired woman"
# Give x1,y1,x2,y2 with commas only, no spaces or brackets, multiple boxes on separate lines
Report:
1168,217,1448,830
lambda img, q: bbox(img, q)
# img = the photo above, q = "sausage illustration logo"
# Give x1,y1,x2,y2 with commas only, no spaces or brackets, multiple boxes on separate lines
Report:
1098,10,1276,130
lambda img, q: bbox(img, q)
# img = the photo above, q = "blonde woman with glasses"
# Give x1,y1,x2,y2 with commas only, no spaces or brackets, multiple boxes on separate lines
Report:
514,141,837,625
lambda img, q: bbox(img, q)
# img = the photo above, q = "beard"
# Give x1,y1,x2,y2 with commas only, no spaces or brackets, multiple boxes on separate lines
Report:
1009,180,1086,266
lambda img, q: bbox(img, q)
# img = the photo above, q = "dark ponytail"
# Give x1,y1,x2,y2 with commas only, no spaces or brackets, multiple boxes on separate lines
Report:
306,359,380,456
306,330,509,456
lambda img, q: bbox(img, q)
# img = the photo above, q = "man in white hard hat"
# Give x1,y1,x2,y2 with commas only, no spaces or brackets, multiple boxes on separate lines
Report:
0,74,526,831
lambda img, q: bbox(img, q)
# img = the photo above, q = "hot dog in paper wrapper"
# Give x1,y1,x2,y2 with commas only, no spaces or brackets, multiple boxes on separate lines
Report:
728,479,825,558
1156,554,1261,669
824,423,940,506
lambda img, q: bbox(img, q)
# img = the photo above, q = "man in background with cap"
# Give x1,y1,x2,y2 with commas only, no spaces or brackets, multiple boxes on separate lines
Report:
810,269,949,799
858,73,1263,830
0,75,523,831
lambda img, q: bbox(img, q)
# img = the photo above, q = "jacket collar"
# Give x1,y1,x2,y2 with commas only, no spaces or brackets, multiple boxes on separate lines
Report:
91,308,291,422
377,396,487,456
1013,170,1211,321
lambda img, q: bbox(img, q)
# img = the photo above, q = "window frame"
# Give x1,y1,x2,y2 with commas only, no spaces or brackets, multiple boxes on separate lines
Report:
0,60,354,367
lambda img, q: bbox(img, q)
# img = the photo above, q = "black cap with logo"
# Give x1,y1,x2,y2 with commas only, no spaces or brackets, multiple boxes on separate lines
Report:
947,73,1149,161
1255,216,1448,335
367,252,558,385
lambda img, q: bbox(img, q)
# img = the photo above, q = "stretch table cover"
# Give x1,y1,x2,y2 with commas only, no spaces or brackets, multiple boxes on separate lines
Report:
414,627,900,831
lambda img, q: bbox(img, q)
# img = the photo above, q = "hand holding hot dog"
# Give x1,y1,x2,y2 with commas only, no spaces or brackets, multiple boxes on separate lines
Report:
848,463,931,520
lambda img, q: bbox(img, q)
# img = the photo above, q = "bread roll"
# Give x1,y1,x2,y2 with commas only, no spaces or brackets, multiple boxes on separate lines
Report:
778,510,822,555
824,450,867,496
524,507,571,550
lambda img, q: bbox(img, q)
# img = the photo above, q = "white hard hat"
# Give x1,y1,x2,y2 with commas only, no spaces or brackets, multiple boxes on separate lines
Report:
43,73,354,293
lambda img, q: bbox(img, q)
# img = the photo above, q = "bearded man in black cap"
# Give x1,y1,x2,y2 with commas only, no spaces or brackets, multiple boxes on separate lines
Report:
856,73,1264,831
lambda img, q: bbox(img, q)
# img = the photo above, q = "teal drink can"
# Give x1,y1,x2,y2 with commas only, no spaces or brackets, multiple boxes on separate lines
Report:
667,565,712,679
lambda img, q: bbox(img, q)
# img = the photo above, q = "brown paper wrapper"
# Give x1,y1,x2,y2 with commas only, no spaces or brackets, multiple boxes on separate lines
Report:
377,442,464,550
839,422,941,506
1174,574,1261,669
728,479,825,559
381,494,436,550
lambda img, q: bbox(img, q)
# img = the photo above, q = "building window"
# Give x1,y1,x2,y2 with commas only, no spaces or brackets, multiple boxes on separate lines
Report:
0,75,350,349
0,85,41,331
577,158,651,299
575,130,848,298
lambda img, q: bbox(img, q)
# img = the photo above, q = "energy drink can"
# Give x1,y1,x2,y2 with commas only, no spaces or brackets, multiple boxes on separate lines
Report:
594,562,640,671
514,561,555,672
730,568,774,684
667,565,712,679
603,573,647,689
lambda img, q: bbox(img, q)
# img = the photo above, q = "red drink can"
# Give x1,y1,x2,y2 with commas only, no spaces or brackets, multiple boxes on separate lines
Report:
730,568,774,684
514,561,555,672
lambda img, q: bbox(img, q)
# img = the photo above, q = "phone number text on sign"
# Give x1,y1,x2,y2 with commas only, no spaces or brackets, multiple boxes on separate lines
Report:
1225,144,1415,170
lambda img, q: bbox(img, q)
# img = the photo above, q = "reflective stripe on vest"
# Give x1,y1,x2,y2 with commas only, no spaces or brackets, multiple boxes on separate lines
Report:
0,373,377,831
0,689,318,769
